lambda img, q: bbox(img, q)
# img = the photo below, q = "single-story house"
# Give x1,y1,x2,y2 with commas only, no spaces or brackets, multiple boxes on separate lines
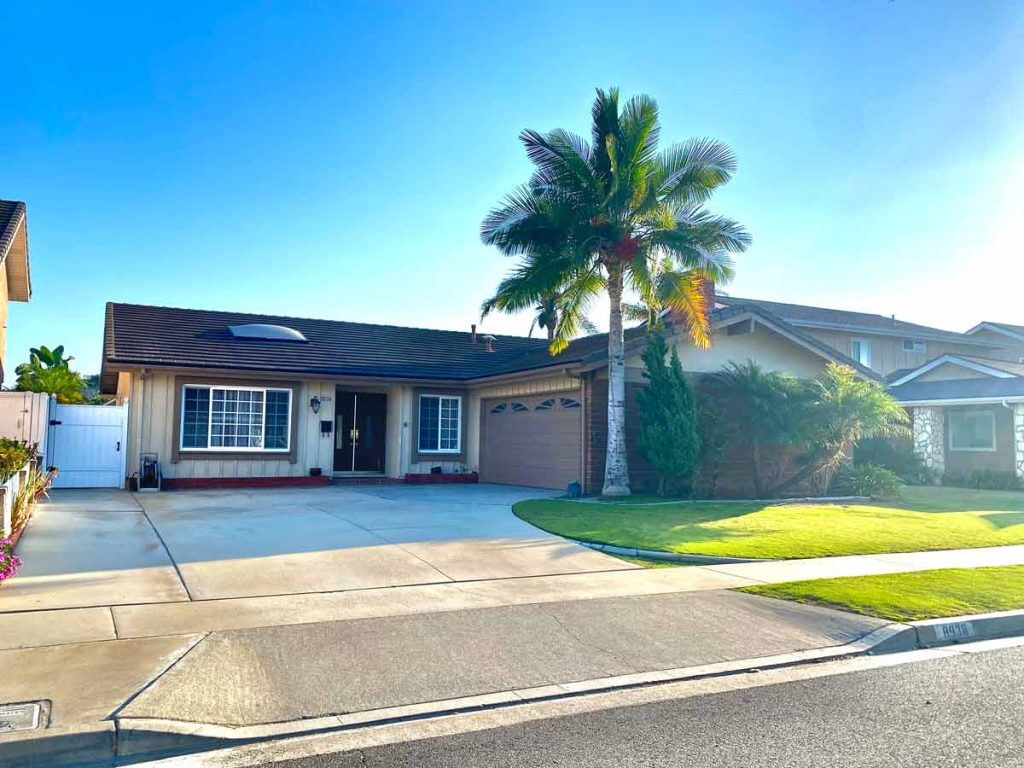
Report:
98,291,1024,493
0,199,33,383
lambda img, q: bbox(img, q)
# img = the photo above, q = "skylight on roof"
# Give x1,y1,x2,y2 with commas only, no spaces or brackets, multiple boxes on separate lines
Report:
228,323,307,342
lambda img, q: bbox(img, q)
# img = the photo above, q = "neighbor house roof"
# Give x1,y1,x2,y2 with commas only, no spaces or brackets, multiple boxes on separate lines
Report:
706,303,882,380
716,295,1002,349
965,321,1024,343
888,354,1024,387
0,200,31,302
890,376,1024,405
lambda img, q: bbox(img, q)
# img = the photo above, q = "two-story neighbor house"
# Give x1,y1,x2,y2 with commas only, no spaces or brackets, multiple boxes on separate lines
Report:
0,200,33,383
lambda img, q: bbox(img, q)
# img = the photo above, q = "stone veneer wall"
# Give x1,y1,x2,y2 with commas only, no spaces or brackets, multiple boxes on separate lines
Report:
912,406,945,477
1015,403,1024,479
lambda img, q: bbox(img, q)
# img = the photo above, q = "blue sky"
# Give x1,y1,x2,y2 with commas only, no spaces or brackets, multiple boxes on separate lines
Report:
3,1,1023,375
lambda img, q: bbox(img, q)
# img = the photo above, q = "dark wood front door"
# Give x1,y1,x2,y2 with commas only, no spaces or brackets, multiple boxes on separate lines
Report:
334,391,387,473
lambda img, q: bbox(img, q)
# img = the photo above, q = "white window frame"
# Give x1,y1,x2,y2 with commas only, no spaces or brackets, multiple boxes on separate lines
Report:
850,337,872,368
948,409,997,453
180,384,292,453
417,393,462,454
902,339,926,354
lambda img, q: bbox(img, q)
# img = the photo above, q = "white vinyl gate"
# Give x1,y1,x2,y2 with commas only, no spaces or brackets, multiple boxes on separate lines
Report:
46,403,128,488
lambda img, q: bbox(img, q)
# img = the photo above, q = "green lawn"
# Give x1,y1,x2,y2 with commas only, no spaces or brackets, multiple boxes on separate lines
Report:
514,486,1024,560
740,566,1024,621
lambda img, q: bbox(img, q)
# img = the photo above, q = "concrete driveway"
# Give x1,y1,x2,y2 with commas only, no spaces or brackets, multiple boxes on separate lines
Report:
1,485,634,611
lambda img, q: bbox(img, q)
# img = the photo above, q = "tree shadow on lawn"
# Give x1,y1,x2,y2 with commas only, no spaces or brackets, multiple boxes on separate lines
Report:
976,511,1024,530
889,486,1024,514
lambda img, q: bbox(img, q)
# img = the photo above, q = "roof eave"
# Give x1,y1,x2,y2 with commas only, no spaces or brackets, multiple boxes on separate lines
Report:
785,318,1002,348
2,209,31,303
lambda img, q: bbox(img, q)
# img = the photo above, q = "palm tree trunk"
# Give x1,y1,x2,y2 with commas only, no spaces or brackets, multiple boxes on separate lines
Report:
602,267,631,496
546,324,555,343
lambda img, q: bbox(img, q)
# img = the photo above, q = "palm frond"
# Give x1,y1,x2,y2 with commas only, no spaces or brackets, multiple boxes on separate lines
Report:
657,138,737,205
657,269,711,348
549,267,605,354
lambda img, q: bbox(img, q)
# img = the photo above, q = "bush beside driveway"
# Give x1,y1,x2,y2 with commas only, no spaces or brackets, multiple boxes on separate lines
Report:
514,487,1024,560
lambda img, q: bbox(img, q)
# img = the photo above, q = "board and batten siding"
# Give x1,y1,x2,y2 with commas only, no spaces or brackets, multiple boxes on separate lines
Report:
124,372,337,482
798,329,989,377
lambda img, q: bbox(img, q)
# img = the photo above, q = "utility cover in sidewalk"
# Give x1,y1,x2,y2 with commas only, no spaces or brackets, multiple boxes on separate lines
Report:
0,702,45,732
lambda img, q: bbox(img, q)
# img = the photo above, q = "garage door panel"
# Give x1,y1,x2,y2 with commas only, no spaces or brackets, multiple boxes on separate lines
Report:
481,393,582,490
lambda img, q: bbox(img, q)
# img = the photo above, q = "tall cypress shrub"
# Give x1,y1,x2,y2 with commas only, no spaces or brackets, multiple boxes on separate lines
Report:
636,334,701,496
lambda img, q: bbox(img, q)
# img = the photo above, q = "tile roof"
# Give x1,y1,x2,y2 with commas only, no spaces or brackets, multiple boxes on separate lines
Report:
0,200,26,261
103,303,555,382
716,295,1000,348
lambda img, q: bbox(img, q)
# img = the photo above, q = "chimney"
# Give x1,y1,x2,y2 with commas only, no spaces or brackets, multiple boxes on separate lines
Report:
471,324,477,343
700,278,716,309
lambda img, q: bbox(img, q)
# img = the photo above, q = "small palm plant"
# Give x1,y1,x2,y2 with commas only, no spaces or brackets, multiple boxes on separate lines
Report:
481,88,750,495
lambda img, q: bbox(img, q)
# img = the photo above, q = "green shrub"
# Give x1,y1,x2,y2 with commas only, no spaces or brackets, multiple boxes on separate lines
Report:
0,439,34,483
854,436,932,485
835,463,904,498
636,335,700,496
944,469,1022,491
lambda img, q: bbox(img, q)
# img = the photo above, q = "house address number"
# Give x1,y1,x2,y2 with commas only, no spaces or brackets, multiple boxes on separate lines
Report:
934,621,975,642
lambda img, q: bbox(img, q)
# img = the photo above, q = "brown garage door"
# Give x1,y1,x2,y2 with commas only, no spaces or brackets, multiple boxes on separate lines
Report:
480,393,582,490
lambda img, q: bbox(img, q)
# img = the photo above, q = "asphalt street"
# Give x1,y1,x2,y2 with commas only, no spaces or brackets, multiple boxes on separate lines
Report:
271,645,1024,768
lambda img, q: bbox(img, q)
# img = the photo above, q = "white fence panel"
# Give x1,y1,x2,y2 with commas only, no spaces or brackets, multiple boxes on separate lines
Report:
47,403,128,488
0,392,50,453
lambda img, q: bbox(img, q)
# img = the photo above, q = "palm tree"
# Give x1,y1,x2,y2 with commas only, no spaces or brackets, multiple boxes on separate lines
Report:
481,88,750,495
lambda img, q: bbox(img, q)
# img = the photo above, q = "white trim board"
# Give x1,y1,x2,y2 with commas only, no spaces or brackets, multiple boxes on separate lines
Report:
889,355,1017,387
894,396,1024,407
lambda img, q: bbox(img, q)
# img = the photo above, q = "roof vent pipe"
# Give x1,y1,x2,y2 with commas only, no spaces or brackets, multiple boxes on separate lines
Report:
471,324,477,343
480,334,496,352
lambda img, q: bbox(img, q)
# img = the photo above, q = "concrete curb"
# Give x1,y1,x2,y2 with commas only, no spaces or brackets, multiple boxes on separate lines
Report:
577,541,763,565
912,608,1024,647
0,722,115,768
113,624,918,763
8,610,1024,767
557,495,870,506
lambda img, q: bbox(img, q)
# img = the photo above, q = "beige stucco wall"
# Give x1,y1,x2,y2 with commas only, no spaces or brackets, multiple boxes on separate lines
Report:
623,323,831,379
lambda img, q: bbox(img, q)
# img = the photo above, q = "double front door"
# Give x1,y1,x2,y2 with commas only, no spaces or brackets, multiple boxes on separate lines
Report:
334,391,387,473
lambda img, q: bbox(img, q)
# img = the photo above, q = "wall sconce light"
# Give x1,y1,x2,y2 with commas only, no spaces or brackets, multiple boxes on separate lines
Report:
310,396,322,414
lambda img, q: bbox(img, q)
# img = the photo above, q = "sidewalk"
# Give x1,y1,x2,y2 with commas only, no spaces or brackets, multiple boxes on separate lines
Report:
3,544,1024,766
4,543,1024,651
